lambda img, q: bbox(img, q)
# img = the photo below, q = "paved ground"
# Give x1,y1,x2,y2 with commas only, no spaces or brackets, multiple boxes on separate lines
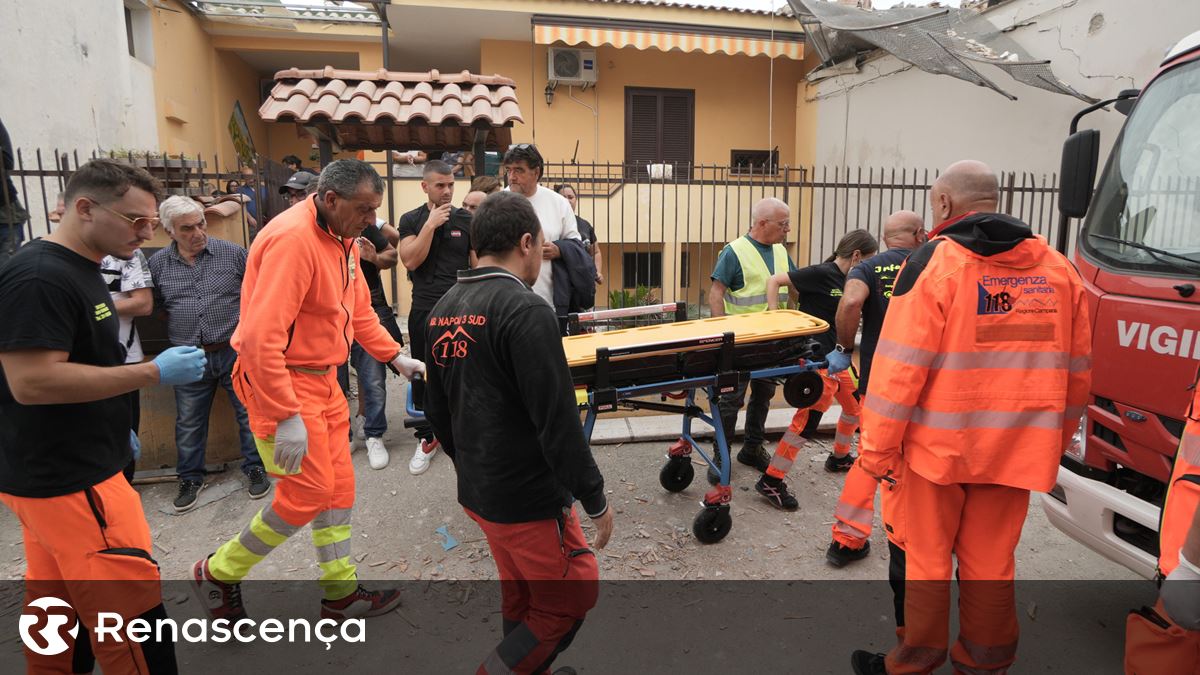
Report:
0,379,1149,672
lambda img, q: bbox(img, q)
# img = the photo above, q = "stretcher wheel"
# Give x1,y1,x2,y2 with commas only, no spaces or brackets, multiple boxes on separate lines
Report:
692,505,732,544
783,371,824,409
659,456,694,492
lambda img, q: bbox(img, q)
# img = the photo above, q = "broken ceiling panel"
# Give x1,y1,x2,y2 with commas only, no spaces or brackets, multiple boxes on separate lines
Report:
788,0,1096,102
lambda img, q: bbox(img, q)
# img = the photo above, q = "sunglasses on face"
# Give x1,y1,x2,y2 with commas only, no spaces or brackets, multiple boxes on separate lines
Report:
87,198,161,231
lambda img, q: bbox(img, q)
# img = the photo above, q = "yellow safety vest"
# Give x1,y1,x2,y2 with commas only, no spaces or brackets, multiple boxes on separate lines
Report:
723,236,790,314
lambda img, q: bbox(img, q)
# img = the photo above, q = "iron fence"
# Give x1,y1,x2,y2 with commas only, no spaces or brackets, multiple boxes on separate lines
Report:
542,161,1068,315
1,152,1072,318
0,148,295,246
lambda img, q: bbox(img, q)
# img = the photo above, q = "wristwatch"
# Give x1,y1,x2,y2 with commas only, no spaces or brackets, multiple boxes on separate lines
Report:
835,343,854,355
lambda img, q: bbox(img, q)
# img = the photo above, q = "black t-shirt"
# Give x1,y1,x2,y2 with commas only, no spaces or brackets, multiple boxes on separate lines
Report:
786,261,846,357
397,204,474,312
359,222,390,312
847,247,911,390
0,240,131,497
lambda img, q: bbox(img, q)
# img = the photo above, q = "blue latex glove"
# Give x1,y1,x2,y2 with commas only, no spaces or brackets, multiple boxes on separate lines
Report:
826,349,852,374
129,430,142,462
153,346,207,385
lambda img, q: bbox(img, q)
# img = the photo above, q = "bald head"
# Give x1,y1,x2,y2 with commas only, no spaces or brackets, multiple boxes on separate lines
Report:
749,197,790,245
882,210,926,250
931,160,999,226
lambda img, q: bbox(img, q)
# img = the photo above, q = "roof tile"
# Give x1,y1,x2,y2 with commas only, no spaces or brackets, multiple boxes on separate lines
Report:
260,67,523,151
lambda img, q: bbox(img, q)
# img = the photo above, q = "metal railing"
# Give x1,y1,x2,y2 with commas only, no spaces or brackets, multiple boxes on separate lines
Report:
541,161,1065,315
0,148,295,246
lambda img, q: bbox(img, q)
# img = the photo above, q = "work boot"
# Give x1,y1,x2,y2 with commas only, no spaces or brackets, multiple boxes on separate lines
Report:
245,466,270,500
826,540,871,568
321,585,402,620
754,475,799,511
736,444,771,472
824,452,856,473
850,650,888,675
191,556,248,622
173,479,204,513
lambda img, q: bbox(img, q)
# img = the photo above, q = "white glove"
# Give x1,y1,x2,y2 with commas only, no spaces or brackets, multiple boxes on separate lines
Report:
391,354,426,380
273,414,308,474
1160,551,1200,631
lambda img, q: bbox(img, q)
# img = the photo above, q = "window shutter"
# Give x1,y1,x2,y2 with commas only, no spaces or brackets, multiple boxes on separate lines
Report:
660,93,693,177
625,88,694,180
626,93,660,179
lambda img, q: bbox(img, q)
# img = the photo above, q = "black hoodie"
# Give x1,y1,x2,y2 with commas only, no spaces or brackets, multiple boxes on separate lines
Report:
422,266,608,523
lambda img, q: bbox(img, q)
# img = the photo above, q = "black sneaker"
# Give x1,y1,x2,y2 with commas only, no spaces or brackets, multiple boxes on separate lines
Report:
736,445,771,472
824,452,856,473
754,475,799,511
173,479,204,513
245,466,270,500
850,650,887,675
826,540,871,568
552,668,578,675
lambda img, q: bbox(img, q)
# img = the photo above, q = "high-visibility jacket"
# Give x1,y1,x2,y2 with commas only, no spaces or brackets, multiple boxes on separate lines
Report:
231,196,402,435
723,236,790,314
1160,378,1200,578
858,213,1092,492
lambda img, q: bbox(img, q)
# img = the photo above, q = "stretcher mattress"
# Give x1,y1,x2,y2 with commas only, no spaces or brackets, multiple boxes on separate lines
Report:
564,310,828,388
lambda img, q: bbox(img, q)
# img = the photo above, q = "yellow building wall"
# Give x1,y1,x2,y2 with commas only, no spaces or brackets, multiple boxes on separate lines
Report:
481,40,806,167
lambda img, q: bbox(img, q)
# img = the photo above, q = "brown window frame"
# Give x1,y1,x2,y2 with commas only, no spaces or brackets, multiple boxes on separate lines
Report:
624,87,695,180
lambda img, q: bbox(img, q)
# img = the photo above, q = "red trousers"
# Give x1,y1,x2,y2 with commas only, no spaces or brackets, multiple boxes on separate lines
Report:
467,507,600,675
1,472,173,674
887,469,1029,674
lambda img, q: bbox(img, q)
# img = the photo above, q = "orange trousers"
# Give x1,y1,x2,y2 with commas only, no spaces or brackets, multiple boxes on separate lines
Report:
216,366,358,601
0,472,172,674
831,460,908,551
886,469,1029,675
1125,599,1200,674
766,369,860,480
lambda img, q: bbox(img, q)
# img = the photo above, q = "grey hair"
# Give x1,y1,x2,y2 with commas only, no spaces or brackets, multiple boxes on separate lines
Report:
316,159,384,199
750,197,788,226
159,195,205,234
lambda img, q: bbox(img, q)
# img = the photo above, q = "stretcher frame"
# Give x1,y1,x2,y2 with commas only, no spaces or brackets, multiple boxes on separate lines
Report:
405,302,825,544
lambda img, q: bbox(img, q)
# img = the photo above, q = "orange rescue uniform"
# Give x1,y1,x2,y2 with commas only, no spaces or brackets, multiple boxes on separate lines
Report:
208,197,402,600
1125,379,1200,674
859,213,1091,674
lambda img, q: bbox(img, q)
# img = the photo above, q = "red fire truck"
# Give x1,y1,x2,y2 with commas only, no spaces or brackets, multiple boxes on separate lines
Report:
1041,29,1200,579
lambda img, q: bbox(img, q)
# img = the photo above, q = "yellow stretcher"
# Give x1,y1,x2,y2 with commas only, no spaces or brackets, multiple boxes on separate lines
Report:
564,304,829,543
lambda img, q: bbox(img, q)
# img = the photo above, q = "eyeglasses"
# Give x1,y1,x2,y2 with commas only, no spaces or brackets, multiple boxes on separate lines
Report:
87,198,161,231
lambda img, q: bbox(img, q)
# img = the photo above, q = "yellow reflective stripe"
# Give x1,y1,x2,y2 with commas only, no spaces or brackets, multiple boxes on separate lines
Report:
312,524,352,548
250,509,291,548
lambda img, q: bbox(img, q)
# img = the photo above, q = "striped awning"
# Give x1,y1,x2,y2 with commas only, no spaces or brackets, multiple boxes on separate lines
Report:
533,21,804,60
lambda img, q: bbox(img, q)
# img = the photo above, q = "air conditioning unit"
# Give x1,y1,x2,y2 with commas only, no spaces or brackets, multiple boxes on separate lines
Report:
548,47,598,86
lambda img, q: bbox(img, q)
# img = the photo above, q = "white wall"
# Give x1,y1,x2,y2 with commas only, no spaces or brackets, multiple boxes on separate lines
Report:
807,0,1200,174
1,0,159,233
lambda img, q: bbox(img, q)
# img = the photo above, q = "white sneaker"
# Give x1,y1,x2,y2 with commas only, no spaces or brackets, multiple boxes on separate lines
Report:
408,438,439,475
353,415,366,446
366,437,389,470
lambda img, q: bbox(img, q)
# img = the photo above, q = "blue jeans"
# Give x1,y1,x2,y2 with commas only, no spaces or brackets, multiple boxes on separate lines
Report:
173,345,262,481
350,342,387,438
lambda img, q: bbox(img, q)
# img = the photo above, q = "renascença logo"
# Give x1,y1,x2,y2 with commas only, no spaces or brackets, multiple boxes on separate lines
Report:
19,597,365,652
19,597,79,656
